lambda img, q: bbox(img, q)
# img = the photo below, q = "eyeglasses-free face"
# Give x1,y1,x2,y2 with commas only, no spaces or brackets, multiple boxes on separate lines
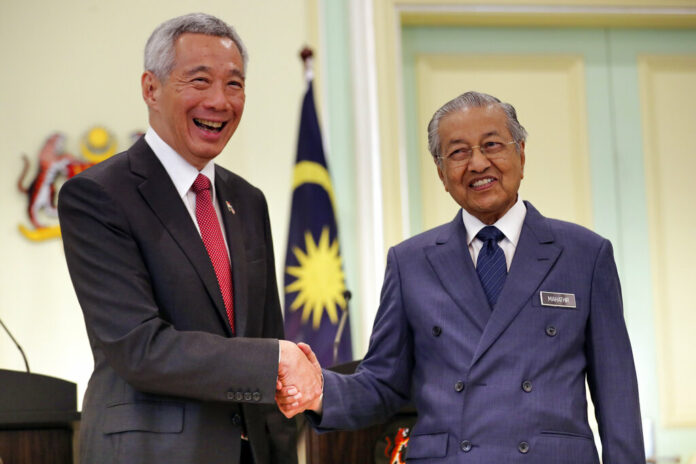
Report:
142,33,246,170
435,105,525,225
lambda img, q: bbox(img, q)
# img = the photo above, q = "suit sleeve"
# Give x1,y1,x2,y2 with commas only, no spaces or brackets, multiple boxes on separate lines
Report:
256,193,298,464
58,175,279,404
585,239,645,463
310,246,412,431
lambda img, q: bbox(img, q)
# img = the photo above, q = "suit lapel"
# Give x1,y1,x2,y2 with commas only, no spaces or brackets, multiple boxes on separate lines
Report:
129,140,233,336
470,202,561,365
425,211,490,332
215,168,249,336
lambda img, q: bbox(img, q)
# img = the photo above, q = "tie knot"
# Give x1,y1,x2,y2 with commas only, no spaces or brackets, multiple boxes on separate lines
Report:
476,226,505,244
192,174,211,194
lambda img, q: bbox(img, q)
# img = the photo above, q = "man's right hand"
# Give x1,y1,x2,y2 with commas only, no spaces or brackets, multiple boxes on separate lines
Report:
276,341,323,418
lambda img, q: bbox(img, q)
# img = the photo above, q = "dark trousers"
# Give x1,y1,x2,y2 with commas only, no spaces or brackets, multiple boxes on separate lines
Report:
240,440,254,464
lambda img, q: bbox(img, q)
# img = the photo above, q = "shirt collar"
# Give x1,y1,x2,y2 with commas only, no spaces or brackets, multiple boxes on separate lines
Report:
462,196,527,246
144,127,217,199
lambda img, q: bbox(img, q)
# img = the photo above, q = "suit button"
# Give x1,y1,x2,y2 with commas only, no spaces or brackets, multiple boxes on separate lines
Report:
460,440,472,452
244,392,252,401
546,326,557,337
454,381,465,392
235,392,243,401
231,414,242,426
522,380,533,392
432,326,442,337
252,392,261,402
518,441,530,453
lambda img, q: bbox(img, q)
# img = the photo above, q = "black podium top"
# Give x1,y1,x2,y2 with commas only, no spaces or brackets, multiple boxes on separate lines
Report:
0,369,80,428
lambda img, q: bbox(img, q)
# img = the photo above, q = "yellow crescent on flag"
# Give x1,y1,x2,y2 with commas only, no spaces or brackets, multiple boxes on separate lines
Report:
291,160,337,212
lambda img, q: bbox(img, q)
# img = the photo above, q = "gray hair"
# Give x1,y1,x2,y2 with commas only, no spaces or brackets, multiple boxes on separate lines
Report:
144,13,248,81
427,91,527,163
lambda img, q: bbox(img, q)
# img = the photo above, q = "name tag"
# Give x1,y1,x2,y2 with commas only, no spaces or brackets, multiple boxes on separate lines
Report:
540,291,576,308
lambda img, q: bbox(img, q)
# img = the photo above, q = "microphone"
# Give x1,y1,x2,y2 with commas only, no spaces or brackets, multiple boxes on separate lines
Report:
333,290,352,366
0,316,30,373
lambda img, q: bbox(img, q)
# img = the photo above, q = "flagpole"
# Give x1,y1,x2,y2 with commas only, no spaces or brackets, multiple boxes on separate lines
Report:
300,46,314,83
333,290,351,365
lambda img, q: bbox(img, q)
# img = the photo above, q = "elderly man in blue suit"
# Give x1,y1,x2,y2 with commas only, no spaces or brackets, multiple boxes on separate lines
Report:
278,91,645,463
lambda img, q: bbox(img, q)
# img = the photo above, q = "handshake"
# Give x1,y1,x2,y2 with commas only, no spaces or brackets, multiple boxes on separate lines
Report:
276,340,323,418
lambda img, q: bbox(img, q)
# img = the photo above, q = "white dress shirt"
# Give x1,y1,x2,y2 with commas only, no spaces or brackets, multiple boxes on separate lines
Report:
144,128,230,253
461,197,527,271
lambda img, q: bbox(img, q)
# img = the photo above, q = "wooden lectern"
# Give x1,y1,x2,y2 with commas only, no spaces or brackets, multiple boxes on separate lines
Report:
0,369,80,464
305,361,417,464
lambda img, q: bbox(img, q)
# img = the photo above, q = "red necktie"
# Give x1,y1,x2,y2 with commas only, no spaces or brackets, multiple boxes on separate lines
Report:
192,174,234,333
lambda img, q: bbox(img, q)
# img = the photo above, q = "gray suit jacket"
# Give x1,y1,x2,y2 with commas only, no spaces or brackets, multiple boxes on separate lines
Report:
59,137,296,464
313,203,643,463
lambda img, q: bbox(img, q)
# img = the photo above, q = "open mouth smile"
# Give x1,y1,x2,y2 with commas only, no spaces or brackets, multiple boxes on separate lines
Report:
193,118,227,133
470,177,497,190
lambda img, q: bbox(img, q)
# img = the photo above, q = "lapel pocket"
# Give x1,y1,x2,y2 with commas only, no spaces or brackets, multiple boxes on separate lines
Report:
534,432,599,463
405,432,448,459
103,401,184,434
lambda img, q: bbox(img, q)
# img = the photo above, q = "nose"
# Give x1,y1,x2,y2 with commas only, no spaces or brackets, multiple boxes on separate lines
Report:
467,146,490,172
204,82,232,112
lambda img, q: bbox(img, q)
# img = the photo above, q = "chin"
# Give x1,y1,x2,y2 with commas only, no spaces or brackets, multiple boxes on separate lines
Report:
193,142,227,157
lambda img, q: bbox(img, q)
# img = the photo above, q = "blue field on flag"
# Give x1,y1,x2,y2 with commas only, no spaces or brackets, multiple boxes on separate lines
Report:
283,79,352,367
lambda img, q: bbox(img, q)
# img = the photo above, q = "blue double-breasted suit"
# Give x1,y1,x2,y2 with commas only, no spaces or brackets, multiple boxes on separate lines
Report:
313,202,643,463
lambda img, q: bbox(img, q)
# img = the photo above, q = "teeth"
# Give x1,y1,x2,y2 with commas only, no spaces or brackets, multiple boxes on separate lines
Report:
194,118,223,129
472,178,494,188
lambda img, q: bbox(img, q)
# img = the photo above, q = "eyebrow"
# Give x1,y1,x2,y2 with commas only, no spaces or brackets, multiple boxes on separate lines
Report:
184,65,211,77
230,69,245,81
184,66,245,80
446,130,502,146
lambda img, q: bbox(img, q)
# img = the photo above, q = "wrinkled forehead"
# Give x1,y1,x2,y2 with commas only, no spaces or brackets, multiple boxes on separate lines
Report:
172,33,243,70
440,105,510,140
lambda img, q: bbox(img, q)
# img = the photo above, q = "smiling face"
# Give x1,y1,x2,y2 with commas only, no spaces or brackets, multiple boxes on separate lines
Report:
142,33,245,169
436,105,525,225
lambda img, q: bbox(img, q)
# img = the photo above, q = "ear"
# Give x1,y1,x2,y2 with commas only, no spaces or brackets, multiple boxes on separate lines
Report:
141,71,161,109
436,160,449,192
518,140,526,179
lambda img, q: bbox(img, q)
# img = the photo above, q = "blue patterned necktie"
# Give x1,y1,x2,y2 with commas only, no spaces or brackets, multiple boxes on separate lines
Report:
476,226,507,307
